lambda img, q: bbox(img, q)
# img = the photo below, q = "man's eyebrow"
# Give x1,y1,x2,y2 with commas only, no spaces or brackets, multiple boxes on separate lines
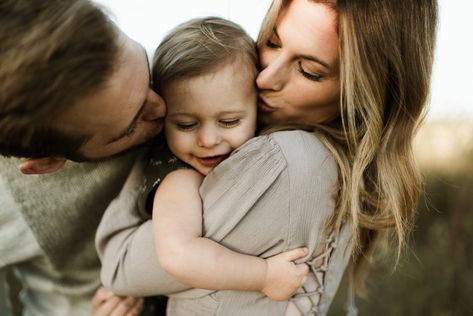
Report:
273,27,331,71
108,103,145,143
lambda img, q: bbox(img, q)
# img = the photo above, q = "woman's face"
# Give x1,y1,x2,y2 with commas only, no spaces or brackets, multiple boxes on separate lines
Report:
257,0,340,126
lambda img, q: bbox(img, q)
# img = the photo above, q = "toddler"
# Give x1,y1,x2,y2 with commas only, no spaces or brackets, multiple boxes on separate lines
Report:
139,16,309,304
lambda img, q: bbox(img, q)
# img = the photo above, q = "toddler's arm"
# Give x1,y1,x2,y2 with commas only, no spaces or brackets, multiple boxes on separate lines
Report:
153,169,309,301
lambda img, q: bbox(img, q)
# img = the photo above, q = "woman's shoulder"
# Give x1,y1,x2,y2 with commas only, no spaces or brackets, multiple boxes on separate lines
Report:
205,130,337,189
268,130,337,176
269,130,328,153
234,129,328,155
217,130,337,183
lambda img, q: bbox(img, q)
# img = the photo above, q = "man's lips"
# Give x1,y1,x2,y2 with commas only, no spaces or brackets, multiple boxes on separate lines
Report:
196,154,228,167
258,97,277,113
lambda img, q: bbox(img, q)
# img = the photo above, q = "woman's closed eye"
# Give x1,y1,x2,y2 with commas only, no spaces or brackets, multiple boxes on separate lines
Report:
266,39,280,49
298,61,322,81
219,119,241,128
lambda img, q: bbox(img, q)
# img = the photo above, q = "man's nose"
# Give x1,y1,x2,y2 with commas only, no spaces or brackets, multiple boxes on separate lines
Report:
142,89,166,121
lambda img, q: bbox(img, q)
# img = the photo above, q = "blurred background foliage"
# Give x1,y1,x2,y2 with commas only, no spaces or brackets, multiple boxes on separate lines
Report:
330,120,473,315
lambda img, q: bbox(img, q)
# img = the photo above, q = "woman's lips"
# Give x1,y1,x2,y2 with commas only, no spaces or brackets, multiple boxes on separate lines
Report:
197,154,228,168
258,98,277,113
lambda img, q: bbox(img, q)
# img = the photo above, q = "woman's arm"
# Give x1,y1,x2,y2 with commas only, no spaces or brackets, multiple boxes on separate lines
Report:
153,168,309,300
197,131,350,316
96,134,310,299
95,153,190,296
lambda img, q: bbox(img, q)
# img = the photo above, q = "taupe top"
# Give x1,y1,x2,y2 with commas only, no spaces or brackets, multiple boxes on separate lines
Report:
96,130,352,316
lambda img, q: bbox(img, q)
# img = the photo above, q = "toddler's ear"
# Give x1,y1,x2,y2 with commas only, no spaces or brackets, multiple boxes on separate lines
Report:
19,157,67,175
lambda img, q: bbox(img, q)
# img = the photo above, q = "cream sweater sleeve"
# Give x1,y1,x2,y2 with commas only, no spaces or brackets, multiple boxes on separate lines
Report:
167,130,347,316
96,134,287,297
96,130,347,312
96,154,190,296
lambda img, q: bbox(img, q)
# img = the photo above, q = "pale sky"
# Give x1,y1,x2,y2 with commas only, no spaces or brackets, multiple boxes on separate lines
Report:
96,0,473,121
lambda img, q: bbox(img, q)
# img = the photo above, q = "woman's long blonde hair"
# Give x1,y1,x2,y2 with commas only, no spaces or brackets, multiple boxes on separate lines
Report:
258,0,438,293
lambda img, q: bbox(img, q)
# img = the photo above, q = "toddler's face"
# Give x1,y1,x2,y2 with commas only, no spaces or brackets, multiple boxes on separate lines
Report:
59,34,166,160
163,61,257,175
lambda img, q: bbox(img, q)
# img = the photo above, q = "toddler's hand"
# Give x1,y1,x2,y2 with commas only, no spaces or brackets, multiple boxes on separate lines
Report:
261,247,309,301
92,287,144,316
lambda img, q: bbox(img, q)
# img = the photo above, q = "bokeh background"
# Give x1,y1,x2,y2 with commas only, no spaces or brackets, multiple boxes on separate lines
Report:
9,0,473,315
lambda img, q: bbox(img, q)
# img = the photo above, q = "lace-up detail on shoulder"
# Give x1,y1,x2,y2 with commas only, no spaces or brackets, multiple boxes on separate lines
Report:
286,233,337,316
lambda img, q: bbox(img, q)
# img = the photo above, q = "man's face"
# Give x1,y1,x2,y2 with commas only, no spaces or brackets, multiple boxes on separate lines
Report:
58,33,166,160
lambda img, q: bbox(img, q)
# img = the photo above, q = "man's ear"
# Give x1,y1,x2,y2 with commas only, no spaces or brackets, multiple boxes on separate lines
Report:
19,157,67,175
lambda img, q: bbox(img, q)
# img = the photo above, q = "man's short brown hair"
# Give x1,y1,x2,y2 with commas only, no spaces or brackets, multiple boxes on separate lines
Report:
0,0,120,159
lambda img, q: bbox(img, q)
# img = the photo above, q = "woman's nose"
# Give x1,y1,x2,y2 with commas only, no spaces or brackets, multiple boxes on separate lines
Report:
142,89,166,121
197,125,221,148
256,57,286,92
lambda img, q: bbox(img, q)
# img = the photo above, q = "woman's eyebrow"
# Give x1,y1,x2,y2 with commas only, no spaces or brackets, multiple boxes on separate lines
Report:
298,53,331,71
273,27,331,71
272,27,281,42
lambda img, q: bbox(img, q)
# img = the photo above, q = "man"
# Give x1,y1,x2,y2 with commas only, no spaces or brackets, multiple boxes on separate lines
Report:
0,0,165,314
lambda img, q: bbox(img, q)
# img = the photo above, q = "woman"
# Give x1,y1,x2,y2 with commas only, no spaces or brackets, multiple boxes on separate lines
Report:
96,0,438,315
257,0,438,293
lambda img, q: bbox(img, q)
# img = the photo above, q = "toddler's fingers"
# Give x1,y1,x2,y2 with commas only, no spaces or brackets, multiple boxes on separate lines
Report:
92,287,116,307
125,299,144,316
94,296,121,316
301,275,308,285
296,262,309,275
283,247,308,261
110,296,141,316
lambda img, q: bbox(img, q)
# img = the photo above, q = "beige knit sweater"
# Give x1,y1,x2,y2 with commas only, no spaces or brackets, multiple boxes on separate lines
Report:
0,151,136,293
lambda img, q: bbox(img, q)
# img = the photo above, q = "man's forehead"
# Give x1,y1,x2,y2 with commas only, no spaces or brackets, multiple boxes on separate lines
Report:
106,35,150,97
116,32,149,67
